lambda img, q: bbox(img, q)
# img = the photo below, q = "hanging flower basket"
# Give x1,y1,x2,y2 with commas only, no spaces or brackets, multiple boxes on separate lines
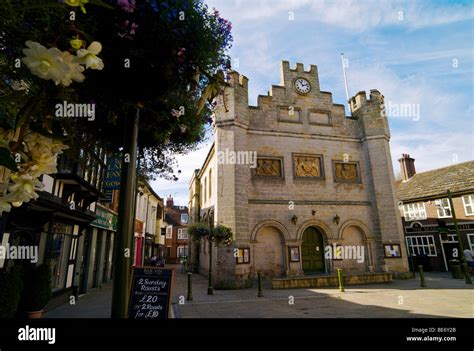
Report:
188,222,211,240
212,225,233,246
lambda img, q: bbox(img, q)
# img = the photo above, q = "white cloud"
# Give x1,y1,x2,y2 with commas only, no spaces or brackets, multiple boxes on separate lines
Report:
346,63,465,127
391,131,474,174
206,0,474,31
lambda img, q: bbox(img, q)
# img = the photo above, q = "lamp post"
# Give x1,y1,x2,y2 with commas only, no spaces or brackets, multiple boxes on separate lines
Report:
111,107,140,318
207,210,214,295
446,190,472,284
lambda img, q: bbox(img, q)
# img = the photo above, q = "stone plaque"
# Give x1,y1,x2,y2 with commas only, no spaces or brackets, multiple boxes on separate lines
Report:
309,110,330,125
255,158,282,177
293,155,323,178
334,162,359,182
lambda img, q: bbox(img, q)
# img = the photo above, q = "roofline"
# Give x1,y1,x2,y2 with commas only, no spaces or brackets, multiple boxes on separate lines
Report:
409,160,473,178
399,188,474,203
197,142,216,179
141,179,162,202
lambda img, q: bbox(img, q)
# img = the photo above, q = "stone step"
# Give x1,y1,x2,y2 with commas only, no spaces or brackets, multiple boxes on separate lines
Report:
272,272,392,289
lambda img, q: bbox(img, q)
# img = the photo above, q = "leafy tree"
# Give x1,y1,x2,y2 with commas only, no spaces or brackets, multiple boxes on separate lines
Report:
0,0,232,183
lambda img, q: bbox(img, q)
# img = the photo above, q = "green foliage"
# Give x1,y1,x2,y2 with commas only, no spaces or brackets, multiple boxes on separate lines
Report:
0,265,24,318
24,264,52,311
188,222,210,240
212,224,233,246
0,0,233,181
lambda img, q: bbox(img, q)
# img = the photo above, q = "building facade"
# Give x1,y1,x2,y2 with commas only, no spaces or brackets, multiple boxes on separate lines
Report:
134,181,161,266
397,155,474,272
163,196,189,264
0,143,119,310
189,61,409,287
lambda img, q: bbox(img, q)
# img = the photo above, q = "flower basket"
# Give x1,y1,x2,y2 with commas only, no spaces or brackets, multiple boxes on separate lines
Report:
188,222,211,240
212,225,233,246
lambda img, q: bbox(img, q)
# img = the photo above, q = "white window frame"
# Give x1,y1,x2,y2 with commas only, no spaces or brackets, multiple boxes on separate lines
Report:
177,228,189,240
166,225,173,239
467,234,474,251
435,198,452,218
180,213,189,224
405,235,437,257
177,245,188,258
403,202,427,221
462,194,474,216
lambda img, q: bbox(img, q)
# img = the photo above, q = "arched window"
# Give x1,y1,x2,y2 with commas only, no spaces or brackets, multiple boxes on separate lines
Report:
204,177,207,203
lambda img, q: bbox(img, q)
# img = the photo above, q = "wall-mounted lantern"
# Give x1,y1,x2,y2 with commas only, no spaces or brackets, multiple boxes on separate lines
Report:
291,215,298,225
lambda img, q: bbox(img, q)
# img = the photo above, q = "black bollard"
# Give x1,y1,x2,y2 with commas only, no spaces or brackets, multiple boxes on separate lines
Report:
418,265,426,287
257,272,263,297
187,272,193,301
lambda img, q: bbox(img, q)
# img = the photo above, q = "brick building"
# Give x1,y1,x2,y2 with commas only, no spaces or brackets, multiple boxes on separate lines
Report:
189,60,409,287
397,155,474,271
163,196,189,264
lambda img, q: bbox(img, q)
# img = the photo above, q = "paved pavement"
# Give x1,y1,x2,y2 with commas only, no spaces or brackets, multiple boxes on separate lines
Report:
44,284,112,318
171,267,473,318
45,264,474,318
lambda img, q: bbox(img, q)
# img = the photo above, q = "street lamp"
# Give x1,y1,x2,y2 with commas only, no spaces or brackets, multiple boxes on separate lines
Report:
446,190,472,284
207,209,214,295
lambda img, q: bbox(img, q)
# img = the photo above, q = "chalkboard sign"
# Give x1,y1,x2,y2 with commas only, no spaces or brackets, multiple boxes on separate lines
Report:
128,267,174,319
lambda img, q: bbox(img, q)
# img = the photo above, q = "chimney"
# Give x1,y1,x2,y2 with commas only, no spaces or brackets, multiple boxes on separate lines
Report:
166,195,174,207
398,154,416,181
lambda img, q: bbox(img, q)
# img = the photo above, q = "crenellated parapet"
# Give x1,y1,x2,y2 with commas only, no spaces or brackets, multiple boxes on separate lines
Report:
350,89,390,139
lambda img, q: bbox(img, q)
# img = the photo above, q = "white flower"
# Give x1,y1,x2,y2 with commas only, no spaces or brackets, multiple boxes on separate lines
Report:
50,140,69,155
0,198,12,214
8,173,44,202
60,51,85,86
22,41,70,85
74,41,104,70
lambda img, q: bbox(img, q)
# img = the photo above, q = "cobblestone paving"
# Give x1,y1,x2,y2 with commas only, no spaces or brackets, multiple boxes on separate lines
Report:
44,265,473,318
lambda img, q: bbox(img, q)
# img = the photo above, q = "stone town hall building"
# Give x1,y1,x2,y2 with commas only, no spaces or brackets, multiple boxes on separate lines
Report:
189,61,409,287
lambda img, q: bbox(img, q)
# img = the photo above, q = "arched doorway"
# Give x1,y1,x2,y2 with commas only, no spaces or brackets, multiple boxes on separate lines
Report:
301,227,325,274
340,225,368,272
254,226,285,277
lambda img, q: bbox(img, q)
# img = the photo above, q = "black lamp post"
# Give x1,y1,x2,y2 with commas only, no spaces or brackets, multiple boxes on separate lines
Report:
111,107,140,318
207,209,214,295
447,190,472,284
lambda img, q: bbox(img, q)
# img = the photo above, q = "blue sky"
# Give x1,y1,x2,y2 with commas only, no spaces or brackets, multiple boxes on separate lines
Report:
152,0,474,206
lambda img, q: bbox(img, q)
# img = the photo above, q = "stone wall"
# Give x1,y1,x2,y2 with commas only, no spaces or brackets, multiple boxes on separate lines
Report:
192,61,409,287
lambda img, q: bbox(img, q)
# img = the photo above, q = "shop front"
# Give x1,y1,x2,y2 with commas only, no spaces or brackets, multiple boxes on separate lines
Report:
79,205,117,294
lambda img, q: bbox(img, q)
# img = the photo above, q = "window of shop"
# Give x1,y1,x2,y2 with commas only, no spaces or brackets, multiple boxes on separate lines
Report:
405,235,437,256
467,234,474,250
48,222,74,291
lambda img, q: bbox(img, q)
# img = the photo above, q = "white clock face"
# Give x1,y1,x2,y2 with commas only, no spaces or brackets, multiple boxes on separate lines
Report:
294,78,311,94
